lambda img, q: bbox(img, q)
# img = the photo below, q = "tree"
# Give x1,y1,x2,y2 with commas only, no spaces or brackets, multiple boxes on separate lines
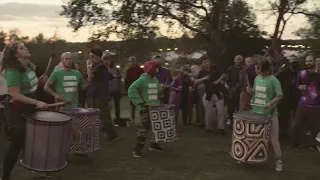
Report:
32,33,47,44
7,29,29,42
61,0,264,64
296,9,320,54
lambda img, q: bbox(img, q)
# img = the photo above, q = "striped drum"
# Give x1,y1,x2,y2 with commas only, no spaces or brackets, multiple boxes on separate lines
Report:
60,108,100,154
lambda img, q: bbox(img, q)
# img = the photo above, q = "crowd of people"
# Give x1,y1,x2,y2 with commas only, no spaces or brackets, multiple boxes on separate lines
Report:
1,41,320,179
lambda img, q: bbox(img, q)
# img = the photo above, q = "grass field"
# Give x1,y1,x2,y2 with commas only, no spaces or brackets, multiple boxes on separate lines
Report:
1,97,320,180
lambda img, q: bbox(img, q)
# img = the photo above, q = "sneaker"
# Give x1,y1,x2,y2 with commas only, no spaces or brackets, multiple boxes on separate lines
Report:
109,136,120,141
275,159,283,172
42,173,51,177
217,129,227,136
149,145,164,152
132,151,142,158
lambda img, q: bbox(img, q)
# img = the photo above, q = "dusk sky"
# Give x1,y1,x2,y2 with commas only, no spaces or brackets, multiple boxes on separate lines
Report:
0,0,313,42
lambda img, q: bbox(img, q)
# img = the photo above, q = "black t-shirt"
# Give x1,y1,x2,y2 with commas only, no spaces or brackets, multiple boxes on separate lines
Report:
198,65,225,100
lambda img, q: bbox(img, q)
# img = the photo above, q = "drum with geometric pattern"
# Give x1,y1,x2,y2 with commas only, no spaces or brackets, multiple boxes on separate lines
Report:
149,104,177,143
60,108,100,154
231,111,271,164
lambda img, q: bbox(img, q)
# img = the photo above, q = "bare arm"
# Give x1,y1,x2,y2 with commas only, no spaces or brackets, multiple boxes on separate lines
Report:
9,86,38,105
268,96,282,106
44,80,59,98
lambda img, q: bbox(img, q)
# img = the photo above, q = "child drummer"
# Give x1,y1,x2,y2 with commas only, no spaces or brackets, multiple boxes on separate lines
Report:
247,56,283,172
128,60,163,158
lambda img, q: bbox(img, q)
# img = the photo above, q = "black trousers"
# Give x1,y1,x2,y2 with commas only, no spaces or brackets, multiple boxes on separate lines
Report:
87,96,118,139
2,101,33,180
2,125,25,180
227,89,240,127
110,92,121,120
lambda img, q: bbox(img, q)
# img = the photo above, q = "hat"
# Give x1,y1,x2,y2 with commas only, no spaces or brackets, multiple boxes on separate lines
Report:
143,60,157,73
128,56,137,63
90,48,103,58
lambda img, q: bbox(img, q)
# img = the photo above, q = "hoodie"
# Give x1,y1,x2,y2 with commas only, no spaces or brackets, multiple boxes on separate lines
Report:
128,73,161,111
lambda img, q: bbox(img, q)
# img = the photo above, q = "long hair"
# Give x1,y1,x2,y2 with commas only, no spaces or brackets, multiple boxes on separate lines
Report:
256,56,273,75
1,42,25,72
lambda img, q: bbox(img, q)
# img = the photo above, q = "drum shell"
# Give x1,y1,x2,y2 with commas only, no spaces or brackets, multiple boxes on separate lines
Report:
61,108,100,154
21,112,71,172
149,104,177,143
231,112,271,164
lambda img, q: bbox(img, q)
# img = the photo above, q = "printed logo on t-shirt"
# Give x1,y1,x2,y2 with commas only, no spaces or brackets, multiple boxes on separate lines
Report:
63,75,78,93
254,85,267,105
147,83,158,100
64,76,77,81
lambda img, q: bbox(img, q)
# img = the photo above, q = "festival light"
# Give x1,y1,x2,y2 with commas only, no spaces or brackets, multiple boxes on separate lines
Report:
165,63,169,66
167,48,171,51
78,51,82,53
174,48,178,50
140,65,144,68
105,50,110,52
159,49,163,51
116,65,120,68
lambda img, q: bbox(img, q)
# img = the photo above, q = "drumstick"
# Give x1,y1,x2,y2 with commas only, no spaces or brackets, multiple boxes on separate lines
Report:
250,103,264,107
43,43,57,76
48,101,72,108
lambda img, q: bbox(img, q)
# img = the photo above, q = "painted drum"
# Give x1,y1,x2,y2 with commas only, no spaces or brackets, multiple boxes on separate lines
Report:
149,104,177,143
21,110,72,172
60,108,100,154
231,111,272,164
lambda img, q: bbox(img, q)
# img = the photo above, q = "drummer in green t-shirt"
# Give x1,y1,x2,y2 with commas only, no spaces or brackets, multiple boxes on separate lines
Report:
44,52,87,109
246,56,283,172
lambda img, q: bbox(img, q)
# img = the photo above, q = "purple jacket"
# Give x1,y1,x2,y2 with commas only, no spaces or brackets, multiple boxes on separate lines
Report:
156,67,172,86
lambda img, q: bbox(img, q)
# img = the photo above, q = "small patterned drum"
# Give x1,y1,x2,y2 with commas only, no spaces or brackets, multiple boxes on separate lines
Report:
149,104,177,143
21,110,72,172
231,111,271,164
60,108,100,154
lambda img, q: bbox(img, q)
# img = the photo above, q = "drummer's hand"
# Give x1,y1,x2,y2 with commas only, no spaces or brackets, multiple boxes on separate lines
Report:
54,95,66,102
264,102,272,109
246,87,252,94
36,101,48,109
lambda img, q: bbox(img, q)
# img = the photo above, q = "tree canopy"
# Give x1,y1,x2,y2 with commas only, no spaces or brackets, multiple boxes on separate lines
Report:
61,0,265,63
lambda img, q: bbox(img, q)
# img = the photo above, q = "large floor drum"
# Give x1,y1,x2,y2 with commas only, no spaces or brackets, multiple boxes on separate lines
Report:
60,108,100,154
21,110,72,172
149,104,177,143
231,111,271,164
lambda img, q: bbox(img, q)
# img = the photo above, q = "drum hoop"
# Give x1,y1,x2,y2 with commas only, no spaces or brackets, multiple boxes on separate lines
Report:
60,108,100,115
233,112,271,124
149,104,176,110
24,109,72,124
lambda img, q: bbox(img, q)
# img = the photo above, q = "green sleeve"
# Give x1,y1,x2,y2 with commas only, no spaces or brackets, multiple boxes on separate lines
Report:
128,78,144,106
48,71,57,82
272,77,283,97
4,69,21,87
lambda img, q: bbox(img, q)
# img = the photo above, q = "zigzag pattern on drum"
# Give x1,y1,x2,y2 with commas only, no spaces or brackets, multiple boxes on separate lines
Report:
231,120,271,163
69,114,100,153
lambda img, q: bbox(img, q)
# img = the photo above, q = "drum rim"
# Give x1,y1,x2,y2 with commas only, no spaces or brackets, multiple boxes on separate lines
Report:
233,111,271,124
60,108,100,115
149,104,175,110
24,109,72,123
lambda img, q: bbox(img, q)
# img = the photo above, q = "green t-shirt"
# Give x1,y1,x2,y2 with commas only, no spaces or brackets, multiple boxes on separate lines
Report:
251,75,283,116
48,69,82,109
5,65,38,95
